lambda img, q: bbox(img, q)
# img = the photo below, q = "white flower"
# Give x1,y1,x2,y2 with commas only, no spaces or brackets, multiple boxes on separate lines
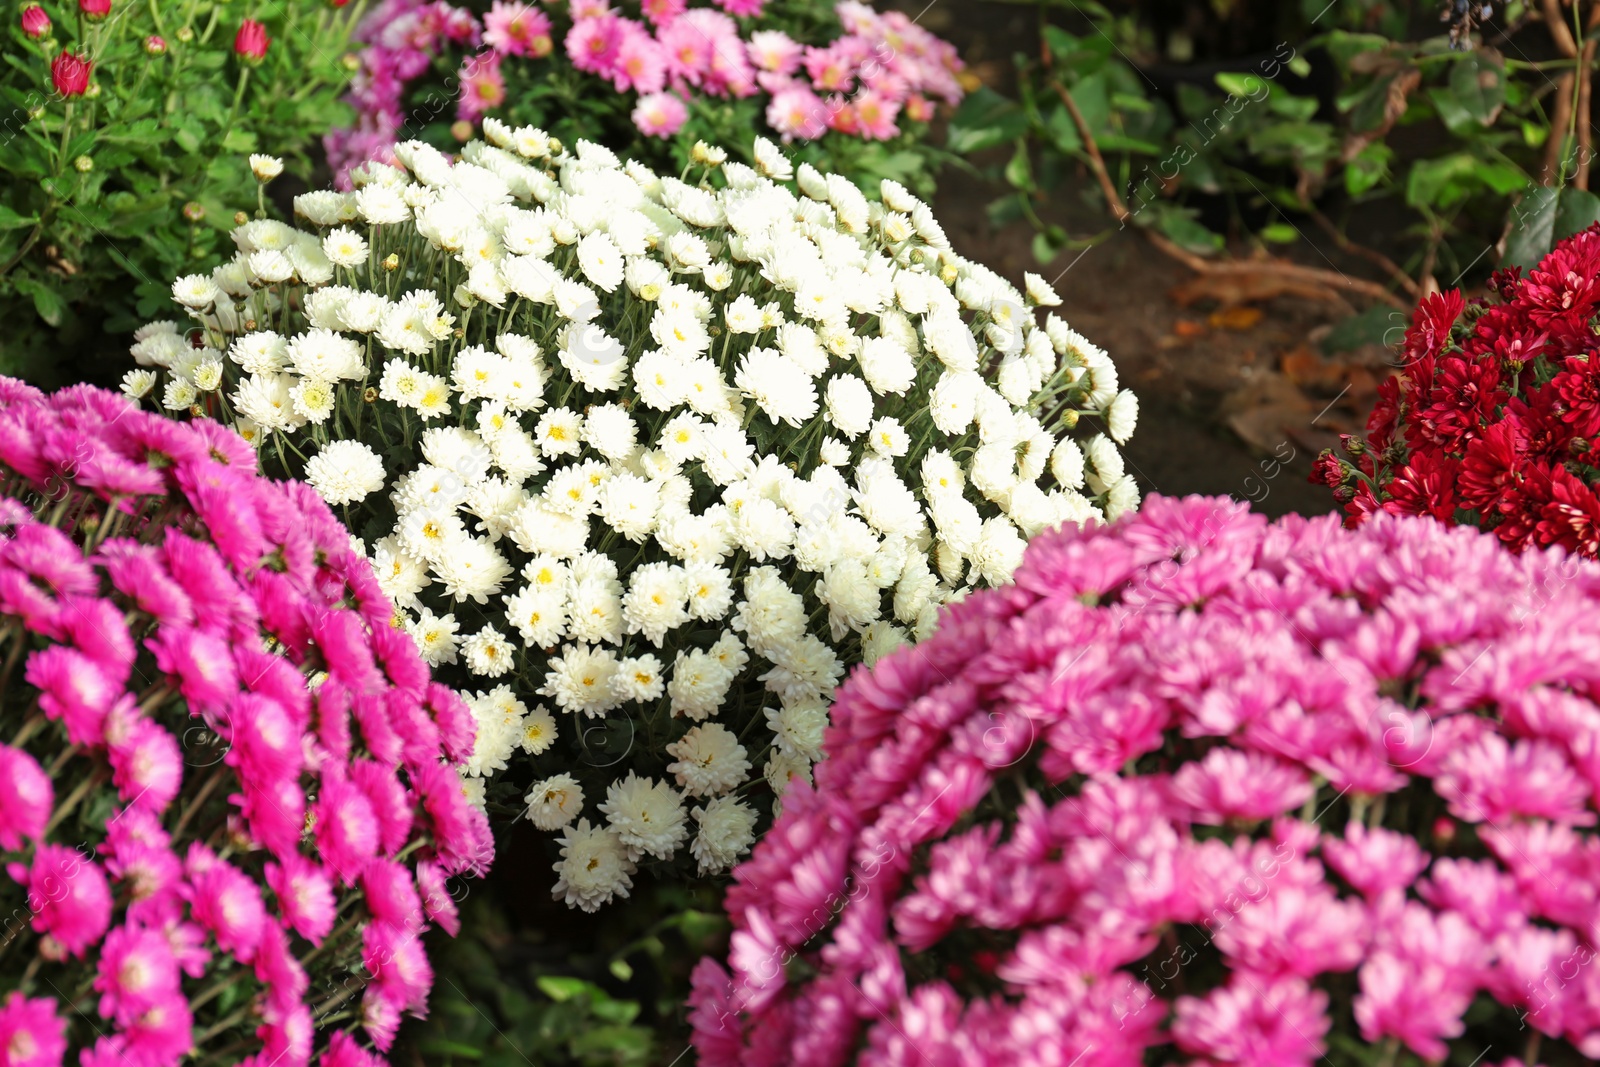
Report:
819,438,850,466
668,647,734,721
249,154,285,182
287,329,364,382
1106,389,1140,445
527,774,586,830
436,539,513,604
665,723,750,798
1083,433,1125,493
752,136,794,181
552,819,635,912
690,796,757,875
304,441,385,505
229,332,289,375
765,699,828,761
614,653,666,702
622,561,688,646
162,378,198,411
520,704,559,754
1106,473,1141,520
1050,438,1086,490
600,772,689,860
824,374,873,438
867,417,909,458
463,624,516,677
504,583,568,648
173,274,220,308
542,644,623,717
1024,271,1062,307
734,348,818,428
121,369,157,399
406,608,460,666
764,751,813,807
858,336,916,395
576,232,624,292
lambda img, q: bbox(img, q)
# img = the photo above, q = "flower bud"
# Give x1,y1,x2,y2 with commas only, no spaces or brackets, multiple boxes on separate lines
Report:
234,211,249,226
79,0,112,23
382,253,400,272
20,5,49,39
176,26,194,42
50,52,92,97
73,154,92,173
182,202,206,223
145,35,167,55
450,120,473,142
234,19,270,63
341,53,360,72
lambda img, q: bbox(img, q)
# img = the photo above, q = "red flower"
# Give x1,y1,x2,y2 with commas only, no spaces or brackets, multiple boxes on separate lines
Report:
1335,225,1600,558
50,52,92,97
20,5,49,38
1381,450,1460,523
234,19,270,62
79,0,112,21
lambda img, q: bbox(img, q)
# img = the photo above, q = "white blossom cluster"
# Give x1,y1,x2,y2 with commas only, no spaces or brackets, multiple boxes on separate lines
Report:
129,128,1138,910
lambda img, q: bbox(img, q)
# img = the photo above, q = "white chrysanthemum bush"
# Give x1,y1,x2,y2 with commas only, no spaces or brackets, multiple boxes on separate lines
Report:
128,125,1138,910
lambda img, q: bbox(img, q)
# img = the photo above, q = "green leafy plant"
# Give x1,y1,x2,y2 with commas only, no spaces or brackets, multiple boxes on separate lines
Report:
0,0,365,386
948,0,1598,298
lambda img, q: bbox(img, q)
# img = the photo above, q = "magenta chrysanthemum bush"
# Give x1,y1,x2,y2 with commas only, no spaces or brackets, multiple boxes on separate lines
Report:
0,379,492,1067
325,0,964,188
690,494,1600,1067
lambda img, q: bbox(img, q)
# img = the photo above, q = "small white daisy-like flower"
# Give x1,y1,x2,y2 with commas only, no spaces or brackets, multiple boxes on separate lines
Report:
304,440,385,505
249,154,285,182
121,369,157,399
689,796,757,875
520,704,559,755
527,774,586,831
552,819,635,912
600,772,689,861
462,624,516,678
665,723,750,798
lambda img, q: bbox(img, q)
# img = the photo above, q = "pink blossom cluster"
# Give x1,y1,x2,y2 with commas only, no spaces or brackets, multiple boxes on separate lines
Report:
690,495,1600,1066
0,378,492,1067
324,0,964,183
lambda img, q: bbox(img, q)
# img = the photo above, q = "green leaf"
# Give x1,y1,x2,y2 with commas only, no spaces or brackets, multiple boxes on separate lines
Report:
1426,87,1478,138
0,204,38,231
1322,305,1407,354
1152,205,1224,255
608,958,634,982
1004,141,1033,191
946,88,1030,155
1344,142,1393,196
14,277,65,327
1260,223,1299,244
535,976,590,1003
221,128,258,154
1503,185,1559,269
1553,187,1600,243
1448,51,1505,126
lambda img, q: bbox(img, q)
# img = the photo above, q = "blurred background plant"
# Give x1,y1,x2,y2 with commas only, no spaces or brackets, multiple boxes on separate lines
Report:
0,0,365,388
946,0,1600,314
326,0,971,200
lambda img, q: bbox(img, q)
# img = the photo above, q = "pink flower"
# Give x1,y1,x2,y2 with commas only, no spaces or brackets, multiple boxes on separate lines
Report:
363,921,434,1013
0,993,66,1067
362,859,424,933
712,0,763,16
565,15,623,75
320,1032,385,1067
1169,747,1315,825
20,6,50,39
94,924,182,1025
314,776,381,884
457,49,505,122
266,856,337,945
766,85,828,140
0,745,51,850
1172,977,1330,1066
1436,733,1595,825
1354,951,1473,1060
1322,823,1431,899
852,89,900,140
640,0,685,28
106,717,183,813
6,845,112,960
25,645,118,745
482,1,551,58
746,30,802,75
612,24,666,93
415,860,460,936
632,91,688,137
187,856,268,963
120,995,192,1067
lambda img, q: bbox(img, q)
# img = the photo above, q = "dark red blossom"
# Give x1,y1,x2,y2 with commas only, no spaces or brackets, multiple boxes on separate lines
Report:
1330,225,1600,558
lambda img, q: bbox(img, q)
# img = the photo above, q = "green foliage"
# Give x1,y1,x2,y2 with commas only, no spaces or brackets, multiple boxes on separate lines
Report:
404,884,729,1066
948,1,1579,287
0,0,362,386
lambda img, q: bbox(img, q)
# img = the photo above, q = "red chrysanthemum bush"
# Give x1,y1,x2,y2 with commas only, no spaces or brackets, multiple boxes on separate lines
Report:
1315,224,1600,554
0,379,492,1067
690,495,1600,1067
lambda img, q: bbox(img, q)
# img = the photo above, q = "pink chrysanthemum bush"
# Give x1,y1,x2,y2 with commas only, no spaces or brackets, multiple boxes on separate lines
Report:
326,0,965,195
690,494,1600,1067
0,379,492,1067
